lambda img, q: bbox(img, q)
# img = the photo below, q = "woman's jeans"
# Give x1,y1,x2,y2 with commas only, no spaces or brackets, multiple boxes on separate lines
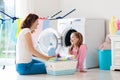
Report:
16,59,46,75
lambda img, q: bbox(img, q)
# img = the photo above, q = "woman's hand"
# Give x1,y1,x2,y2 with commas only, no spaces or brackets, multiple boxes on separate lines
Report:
47,56,56,60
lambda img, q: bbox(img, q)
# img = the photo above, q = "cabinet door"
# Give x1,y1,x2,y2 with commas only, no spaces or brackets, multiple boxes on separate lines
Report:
113,41,120,66
113,41,120,49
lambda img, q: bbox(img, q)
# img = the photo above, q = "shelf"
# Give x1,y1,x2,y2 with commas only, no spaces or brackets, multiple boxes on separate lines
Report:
110,35,120,70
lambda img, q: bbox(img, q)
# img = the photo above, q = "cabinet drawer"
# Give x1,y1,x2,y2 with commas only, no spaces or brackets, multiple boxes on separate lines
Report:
114,60,120,66
114,50,120,56
113,57,120,61
113,42,120,49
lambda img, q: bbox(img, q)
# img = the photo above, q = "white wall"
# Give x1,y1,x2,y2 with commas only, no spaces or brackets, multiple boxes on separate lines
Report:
15,0,120,20
15,0,60,29
15,0,120,33
15,0,61,18
15,0,35,18
60,0,120,19
34,0,61,18
60,0,120,34
33,0,61,29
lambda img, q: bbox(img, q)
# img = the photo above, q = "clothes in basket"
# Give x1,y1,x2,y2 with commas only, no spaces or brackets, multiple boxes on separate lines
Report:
46,57,77,76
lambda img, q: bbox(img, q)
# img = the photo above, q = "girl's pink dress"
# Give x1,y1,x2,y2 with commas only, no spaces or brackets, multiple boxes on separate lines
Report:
71,44,87,71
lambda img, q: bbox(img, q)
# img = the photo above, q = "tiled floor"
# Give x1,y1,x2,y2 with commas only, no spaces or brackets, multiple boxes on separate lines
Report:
0,65,119,80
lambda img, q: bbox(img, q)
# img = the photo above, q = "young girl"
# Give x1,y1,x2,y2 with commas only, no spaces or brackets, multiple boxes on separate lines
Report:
68,32,87,72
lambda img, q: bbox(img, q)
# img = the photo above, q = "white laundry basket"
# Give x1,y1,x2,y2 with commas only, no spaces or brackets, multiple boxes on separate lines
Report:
46,60,77,76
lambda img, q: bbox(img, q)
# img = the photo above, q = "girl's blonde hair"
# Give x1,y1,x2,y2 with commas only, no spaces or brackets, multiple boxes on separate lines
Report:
69,32,83,54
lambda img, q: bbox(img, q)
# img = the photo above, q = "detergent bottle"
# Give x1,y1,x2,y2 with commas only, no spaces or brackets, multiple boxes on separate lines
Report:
117,19,120,30
48,43,56,56
116,19,120,35
109,16,117,35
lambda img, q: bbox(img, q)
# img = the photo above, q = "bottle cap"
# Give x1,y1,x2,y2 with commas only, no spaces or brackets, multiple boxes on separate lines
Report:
50,43,53,45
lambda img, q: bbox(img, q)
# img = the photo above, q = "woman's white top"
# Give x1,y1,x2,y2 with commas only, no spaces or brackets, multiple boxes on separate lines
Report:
16,28,32,63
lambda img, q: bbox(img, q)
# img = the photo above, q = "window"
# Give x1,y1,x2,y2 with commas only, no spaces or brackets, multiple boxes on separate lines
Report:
0,0,16,66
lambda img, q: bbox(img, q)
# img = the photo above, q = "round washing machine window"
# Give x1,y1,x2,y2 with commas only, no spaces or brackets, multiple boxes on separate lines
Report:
62,29,77,47
37,28,59,55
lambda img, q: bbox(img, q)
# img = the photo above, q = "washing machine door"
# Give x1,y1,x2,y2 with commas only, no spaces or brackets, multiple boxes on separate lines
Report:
62,27,77,47
37,28,60,55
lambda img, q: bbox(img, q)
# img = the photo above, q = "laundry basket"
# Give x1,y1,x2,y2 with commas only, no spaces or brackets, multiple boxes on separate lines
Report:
46,59,77,76
98,50,111,70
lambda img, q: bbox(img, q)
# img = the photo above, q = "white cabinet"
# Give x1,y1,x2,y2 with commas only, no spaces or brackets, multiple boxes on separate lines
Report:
109,35,120,70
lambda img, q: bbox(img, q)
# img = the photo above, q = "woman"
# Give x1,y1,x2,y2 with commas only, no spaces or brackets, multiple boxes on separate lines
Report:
16,13,52,75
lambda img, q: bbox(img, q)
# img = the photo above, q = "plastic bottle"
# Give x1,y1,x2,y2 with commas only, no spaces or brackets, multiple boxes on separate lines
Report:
109,16,117,35
48,43,56,56
116,19,120,35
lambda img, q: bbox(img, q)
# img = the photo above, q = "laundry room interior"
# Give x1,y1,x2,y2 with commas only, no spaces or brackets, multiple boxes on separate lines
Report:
0,0,120,80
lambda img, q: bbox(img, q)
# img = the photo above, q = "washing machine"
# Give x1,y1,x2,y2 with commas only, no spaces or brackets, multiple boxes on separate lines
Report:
37,18,105,68
57,18,86,47
36,27,76,57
